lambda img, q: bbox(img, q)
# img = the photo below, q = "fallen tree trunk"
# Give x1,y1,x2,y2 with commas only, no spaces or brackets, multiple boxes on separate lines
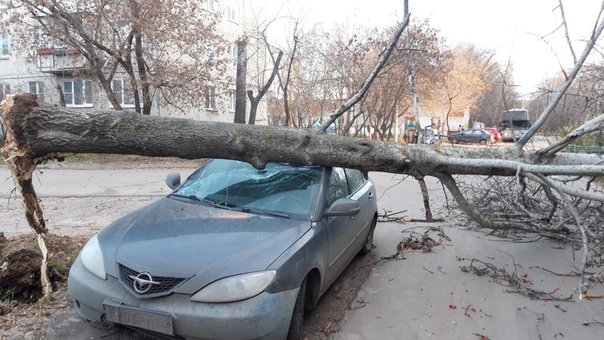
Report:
1,95,52,296
4,94,603,177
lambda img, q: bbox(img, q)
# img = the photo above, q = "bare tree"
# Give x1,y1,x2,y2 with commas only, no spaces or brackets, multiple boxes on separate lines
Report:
474,60,519,127
268,19,302,127
247,51,282,125
2,0,227,114
434,44,500,133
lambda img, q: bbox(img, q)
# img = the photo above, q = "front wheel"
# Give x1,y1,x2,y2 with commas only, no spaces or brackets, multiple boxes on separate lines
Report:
286,278,307,340
479,139,487,145
359,216,377,255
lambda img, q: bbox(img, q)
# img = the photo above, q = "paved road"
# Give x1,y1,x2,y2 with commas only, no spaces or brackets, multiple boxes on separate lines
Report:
0,166,197,237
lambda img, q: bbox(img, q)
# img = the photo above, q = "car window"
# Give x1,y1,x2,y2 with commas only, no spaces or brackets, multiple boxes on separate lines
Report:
326,167,349,208
345,169,365,194
175,159,322,216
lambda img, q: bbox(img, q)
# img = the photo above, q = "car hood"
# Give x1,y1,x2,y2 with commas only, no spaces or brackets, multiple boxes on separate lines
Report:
98,197,311,292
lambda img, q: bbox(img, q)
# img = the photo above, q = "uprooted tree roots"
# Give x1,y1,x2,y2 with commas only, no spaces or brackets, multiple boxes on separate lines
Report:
0,233,87,315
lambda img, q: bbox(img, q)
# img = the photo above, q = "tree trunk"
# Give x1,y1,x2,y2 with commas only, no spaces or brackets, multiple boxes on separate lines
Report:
248,51,283,125
247,92,259,125
1,95,53,296
96,70,123,111
3,94,602,176
234,41,248,124
416,177,433,221
131,0,152,116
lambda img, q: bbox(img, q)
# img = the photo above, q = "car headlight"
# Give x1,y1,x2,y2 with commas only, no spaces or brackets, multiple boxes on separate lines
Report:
190,271,276,303
79,234,107,280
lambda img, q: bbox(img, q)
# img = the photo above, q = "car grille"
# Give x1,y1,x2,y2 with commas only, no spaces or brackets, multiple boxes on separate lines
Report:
119,264,186,298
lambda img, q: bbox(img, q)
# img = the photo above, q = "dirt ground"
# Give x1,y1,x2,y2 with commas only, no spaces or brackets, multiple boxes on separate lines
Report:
0,233,375,340
0,155,376,339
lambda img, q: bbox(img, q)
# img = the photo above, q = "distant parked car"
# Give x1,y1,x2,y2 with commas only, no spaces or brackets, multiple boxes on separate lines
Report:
68,159,378,340
448,128,494,145
500,121,532,142
419,127,441,145
482,127,501,143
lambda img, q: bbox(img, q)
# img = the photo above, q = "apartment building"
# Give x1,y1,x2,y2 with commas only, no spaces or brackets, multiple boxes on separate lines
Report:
0,0,269,124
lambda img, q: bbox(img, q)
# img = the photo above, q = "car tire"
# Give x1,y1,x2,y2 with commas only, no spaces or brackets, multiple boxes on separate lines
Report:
450,138,458,144
479,139,486,145
286,277,307,340
359,216,377,255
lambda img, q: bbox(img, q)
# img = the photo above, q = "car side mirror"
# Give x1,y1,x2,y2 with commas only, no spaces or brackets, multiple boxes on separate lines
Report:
166,172,181,190
324,198,361,217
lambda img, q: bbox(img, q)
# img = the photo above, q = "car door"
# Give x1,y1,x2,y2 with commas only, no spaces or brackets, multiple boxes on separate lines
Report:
471,129,484,142
459,130,472,142
323,168,373,286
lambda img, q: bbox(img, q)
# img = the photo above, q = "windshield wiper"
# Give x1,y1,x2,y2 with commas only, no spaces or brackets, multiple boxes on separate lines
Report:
239,207,290,219
169,193,232,210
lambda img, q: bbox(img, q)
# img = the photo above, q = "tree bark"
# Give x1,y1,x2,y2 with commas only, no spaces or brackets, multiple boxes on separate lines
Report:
234,40,248,124
3,94,603,177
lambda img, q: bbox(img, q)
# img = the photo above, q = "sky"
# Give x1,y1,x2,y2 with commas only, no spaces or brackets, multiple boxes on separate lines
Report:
264,0,603,94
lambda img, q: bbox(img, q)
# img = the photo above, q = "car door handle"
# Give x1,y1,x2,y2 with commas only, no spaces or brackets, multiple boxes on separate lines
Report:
368,192,373,200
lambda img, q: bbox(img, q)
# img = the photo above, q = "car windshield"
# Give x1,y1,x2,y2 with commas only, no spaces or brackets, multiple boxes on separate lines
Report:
173,159,322,216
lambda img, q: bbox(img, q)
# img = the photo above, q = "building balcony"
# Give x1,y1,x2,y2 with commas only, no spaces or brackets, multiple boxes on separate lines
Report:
37,48,88,76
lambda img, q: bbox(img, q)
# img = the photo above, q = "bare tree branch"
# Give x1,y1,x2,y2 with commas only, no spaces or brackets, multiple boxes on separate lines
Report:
317,15,410,131
517,3,604,148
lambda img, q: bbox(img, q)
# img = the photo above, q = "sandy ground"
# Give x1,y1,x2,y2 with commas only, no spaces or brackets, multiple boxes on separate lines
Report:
0,165,198,238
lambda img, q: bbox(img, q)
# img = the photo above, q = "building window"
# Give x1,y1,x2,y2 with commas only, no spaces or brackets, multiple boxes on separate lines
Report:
228,5,238,22
204,0,215,11
62,80,93,106
230,44,238,67
1,35,9,57
207,44,217,60
0,83,10,102
205,87,217,110
230,91,236,112
28,81,45,101
112,78,135,106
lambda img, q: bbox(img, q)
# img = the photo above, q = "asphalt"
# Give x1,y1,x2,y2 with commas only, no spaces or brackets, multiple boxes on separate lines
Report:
331,173,604,340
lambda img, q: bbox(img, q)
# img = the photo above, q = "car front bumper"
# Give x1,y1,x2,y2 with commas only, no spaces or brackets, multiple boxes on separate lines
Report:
68,259,298,340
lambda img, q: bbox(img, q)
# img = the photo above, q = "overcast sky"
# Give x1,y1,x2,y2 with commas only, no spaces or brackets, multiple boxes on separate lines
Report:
264,0,603,94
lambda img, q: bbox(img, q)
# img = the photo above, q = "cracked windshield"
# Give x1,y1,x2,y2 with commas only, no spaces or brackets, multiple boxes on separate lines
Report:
174,159,322,216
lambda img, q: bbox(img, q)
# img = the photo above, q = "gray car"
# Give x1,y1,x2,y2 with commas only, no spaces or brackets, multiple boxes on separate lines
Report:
68,159,378,340
448,128,494,145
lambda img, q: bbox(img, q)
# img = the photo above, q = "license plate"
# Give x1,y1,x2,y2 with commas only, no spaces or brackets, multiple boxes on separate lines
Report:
104,301,174,335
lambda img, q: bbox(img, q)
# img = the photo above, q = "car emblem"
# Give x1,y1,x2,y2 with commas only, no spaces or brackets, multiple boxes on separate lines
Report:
130,272,160,294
